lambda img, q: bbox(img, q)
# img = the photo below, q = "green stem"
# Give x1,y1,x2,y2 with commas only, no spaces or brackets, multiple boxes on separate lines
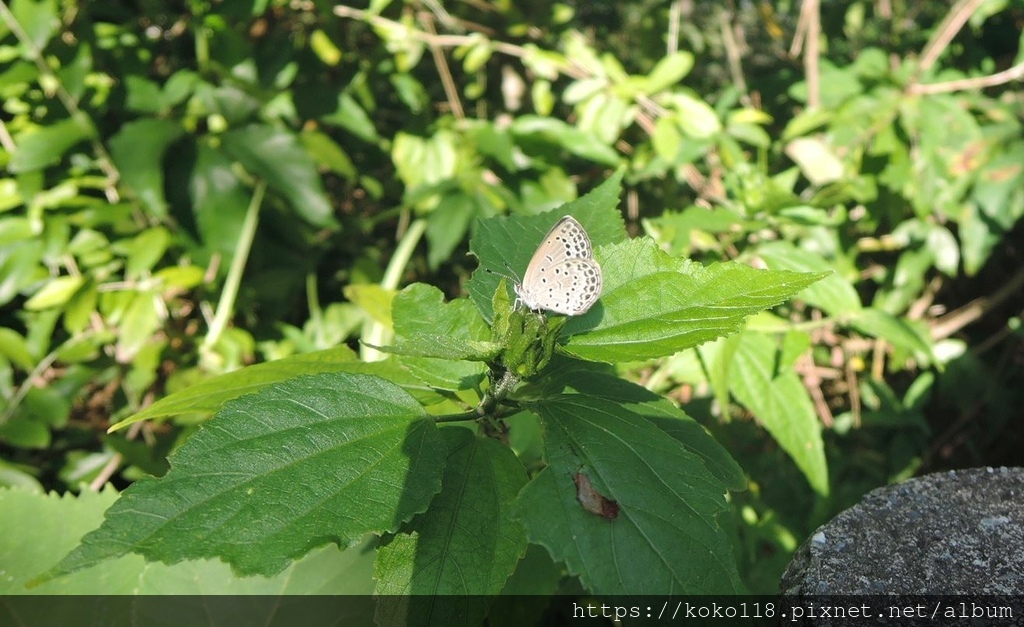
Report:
201,181,266,360
306,272,323,345
361,217,428,361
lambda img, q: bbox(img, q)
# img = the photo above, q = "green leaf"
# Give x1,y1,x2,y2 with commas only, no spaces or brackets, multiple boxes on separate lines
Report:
0,415,50,449
386,283,495,361
344,284,394,326
0,326,34,369
300,128,356,181
0,487,376,596
0,217,37,245
849,308,935,364
109,346,441,431
575,91,630,145
10,0,57,51
385,284,491,389
1,486,142,593
24,275,85,310
221,125,337,228
550,366,746,492
785,137,844,185
121,227,171,277
36,372,445,583
728,331,829,495
323,92,380,143
375,429,527,625
756,241,862,316
114,291,160,362
668,92,721,138
10,117,94,173
643,51,694,93
424,192,475,270
154,265,205,290
698,336,740,431
109,119,184,218
392,131,457,194
375,336,501,362
186,143,251,268
559,240,827,362
509,115,621,166
514,395,743,594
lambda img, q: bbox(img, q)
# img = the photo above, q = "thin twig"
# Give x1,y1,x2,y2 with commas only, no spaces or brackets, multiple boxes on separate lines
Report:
798,352,834,427
334,5,587,78
909,61,1024,95
420,13,464,119
800,0,821,109
718,10,749,106
88,453,123,491
916,0,987,78
930,266,1024,340
667,0,682,55
845,358,861,428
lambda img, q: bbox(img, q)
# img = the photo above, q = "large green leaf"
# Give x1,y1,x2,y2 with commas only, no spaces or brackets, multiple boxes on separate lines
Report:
36,372,445,582
514,395,743,594
728,331,829,495
0,487,376,596
756,240,862,316
108,119,184,218
529,361,746,492
388,283,492,391
559,239,826,362
221,125,337,228
509,115,621,166
184,142,252,268
10,117,94,173
375,428,528,625
109,346,441,431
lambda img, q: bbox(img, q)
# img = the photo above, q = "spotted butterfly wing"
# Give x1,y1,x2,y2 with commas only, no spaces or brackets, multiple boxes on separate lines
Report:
514,216,602,316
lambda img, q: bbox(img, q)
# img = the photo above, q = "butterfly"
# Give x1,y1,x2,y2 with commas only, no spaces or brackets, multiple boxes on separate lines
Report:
514,215,602,316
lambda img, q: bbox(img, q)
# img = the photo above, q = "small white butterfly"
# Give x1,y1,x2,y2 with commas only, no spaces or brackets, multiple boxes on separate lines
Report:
514,215,602,316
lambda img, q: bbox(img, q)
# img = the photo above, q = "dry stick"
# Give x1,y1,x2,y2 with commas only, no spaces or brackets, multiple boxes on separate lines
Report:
420,12,464,120
973,305,1024,356
909,61,1024,95
719,10,751,107
930,266,1024,341
845,358,861,428
916,0,987,77
798,352,835,427
799,0,821,109
420,0,462,33
789,0,808,56
906,275,943,322
335,5,546,72
667,0,683,56
89,453,123,492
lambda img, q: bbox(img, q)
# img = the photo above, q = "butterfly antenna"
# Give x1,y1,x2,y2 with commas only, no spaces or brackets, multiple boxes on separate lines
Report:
485,260,522,284
485,263,527,310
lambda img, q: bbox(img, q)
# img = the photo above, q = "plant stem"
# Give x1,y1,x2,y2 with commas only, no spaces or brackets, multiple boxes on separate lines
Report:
201,180,265,364
361,217,428,361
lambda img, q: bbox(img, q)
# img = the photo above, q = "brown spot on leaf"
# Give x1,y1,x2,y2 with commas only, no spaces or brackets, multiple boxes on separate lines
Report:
574,472,619,520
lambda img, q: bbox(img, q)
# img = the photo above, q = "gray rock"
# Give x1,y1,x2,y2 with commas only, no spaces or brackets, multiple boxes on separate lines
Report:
781,467,1024,595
